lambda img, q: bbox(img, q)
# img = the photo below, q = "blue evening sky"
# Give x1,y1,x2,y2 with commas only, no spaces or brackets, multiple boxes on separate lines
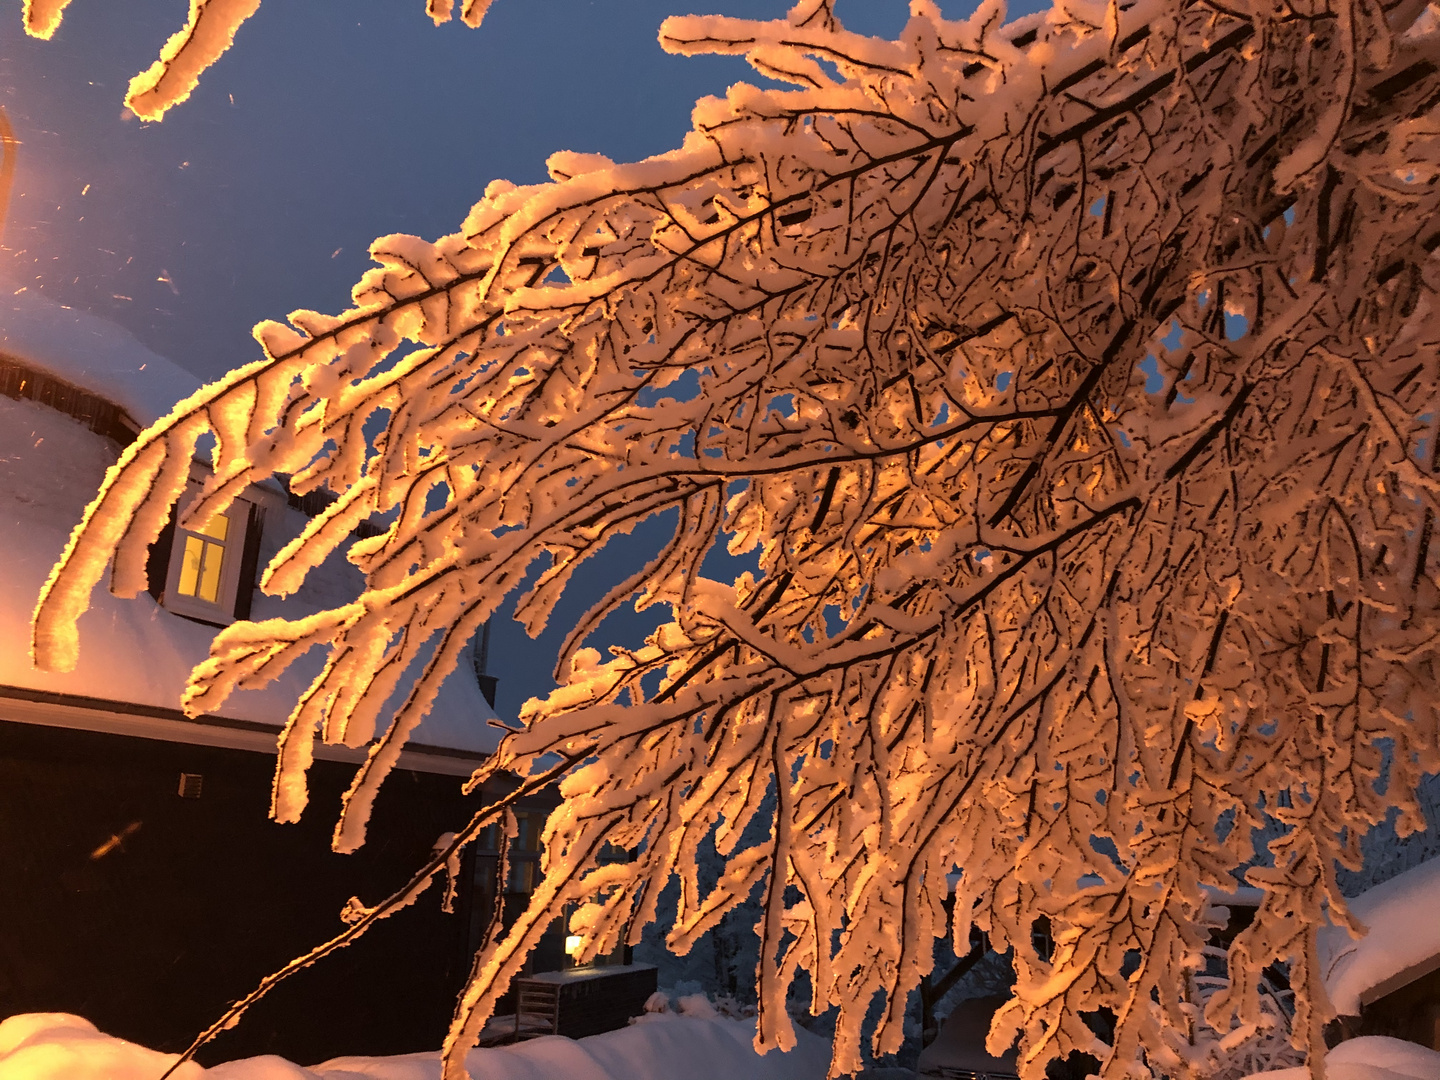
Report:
0,0,1047,716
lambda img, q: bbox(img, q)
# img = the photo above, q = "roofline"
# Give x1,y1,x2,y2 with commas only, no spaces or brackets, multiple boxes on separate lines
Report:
0,683,493,778
1200,883,1265,907
1359,949,1440,1011
0,350,142,447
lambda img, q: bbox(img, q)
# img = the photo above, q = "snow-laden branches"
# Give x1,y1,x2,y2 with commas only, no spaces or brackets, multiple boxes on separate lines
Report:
18,0,491,120
31,0,1440,1077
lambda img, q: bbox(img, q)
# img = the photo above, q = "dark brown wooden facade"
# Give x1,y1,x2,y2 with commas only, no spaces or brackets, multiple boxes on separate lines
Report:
0,352,140,446
1332,962,1440,1052
512,964,658,1041
0,698,560,1066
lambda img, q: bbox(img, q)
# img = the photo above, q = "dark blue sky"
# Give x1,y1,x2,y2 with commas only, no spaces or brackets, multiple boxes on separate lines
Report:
1,0,1044,716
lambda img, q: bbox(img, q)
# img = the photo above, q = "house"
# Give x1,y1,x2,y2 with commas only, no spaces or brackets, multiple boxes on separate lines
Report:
917,994,1020,1080
1321,854,1440,1052
0,293,581,1064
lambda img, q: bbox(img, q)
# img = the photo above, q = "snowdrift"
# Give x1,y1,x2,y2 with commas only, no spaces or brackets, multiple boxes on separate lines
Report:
1244,1036,1440,1080
0,1011,832,1080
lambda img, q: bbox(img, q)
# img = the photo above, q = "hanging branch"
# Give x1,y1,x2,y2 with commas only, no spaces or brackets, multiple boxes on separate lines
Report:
30,0,1440,1077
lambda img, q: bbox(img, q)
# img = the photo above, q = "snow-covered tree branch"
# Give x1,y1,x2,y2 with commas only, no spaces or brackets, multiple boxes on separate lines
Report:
30,0,1440,1077
18,0,492,120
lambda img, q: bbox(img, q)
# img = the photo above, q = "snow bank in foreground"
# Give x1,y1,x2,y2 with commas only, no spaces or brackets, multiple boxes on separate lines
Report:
1319,855,1440,1015
0,1012,831,1080
1244,1037,1440,1080
0,1014,204,1080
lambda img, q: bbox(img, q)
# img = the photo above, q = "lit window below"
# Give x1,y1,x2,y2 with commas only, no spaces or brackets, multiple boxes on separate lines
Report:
176,513,228,602
158,482,255,625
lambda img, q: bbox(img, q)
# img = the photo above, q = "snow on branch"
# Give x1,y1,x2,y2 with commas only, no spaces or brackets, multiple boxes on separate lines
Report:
31,0,1440,1077
17,0,493,120
21,0,71,39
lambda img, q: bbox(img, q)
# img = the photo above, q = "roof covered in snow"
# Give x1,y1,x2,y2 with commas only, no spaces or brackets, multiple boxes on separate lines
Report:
1245,1035,1440,1080
917,995,1019,1077
0,303,501,764
1319,855,1440,1015
0,291,202,428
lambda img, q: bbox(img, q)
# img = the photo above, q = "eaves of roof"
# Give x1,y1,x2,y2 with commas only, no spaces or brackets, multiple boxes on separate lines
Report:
0,682,491,779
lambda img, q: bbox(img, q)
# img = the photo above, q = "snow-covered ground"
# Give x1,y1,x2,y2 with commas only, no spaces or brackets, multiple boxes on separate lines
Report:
0,1010,832,1080
1245,1037,1440,1080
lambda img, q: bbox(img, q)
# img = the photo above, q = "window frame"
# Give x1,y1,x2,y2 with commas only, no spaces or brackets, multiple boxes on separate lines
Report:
160,478,255,626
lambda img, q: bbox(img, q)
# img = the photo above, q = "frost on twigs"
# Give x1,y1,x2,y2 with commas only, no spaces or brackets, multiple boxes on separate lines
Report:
21,0,71,39
425,0,492,28
29,0,1440,1077
125,0,262,122
18,0,494,120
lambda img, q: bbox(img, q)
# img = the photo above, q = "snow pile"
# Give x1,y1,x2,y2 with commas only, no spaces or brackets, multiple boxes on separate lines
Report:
640,982,755,1021
1243,1037,1440,1080
0,1012,831,1080
0,290,201,428
1320,855,1440,1014
0,1014,204,1080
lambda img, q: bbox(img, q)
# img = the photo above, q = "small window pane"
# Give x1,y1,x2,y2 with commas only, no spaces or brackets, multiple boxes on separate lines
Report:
193,514,229,542
177,535,205,596
515,811,544,852
510,859,538,893
198,540,225,603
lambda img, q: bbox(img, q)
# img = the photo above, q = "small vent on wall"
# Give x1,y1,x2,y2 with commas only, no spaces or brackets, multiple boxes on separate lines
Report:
177,773,203,799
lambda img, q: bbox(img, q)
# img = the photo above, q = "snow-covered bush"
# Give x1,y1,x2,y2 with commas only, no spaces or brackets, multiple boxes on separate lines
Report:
28,0,1440,1078
638,984,757,1022
1185,959,1304,1080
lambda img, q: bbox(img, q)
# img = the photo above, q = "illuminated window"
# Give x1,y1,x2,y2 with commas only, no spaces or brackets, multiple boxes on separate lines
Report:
176,512,229,603
159,484,257,625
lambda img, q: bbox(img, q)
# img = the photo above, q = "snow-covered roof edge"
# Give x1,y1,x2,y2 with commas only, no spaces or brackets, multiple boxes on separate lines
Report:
0,290,201,427
1320,854,1440,1015
0,683,493,777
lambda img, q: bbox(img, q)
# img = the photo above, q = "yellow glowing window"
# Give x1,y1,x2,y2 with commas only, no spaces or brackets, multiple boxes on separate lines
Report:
176,514,229,604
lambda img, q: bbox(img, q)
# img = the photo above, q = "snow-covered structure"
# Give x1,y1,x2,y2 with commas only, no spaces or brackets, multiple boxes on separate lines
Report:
1247,1035,1440,1080
916,995,1019,1080
1321,856,1440,1051
0,294,566,1064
